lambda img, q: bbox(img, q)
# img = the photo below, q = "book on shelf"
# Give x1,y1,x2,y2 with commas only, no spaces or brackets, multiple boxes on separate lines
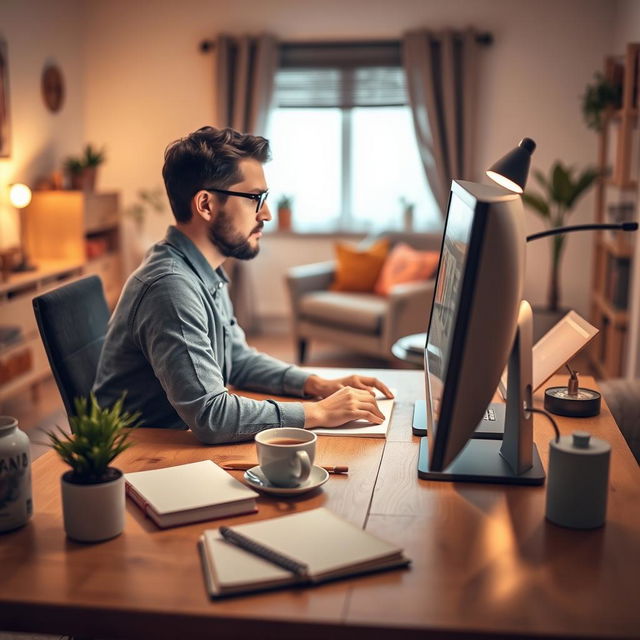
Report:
124,460,258,529
199,507,410,598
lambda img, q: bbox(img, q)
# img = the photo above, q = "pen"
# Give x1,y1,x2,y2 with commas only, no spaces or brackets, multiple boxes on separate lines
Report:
221,461,349,474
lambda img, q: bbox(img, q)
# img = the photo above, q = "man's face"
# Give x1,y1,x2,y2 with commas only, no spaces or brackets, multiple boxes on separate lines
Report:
207,158,272,260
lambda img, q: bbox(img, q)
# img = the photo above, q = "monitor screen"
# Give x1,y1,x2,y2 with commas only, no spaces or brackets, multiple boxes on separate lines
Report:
425,192,474,427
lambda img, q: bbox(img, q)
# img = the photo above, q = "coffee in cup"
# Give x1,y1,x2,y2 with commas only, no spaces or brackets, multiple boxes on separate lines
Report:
255,428,316,488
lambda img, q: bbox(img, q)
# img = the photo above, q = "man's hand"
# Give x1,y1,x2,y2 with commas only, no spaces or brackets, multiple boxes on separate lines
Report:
303,387,386,428
303,374,393,400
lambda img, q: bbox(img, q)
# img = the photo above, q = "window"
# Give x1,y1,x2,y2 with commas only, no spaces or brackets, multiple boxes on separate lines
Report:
266,43,441,233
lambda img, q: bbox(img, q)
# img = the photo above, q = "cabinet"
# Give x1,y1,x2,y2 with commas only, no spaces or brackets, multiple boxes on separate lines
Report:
589,43,640,378
0,192,124,407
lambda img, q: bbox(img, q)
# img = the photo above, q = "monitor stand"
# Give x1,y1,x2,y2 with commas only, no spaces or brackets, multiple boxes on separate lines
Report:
412,400,505,439
418,301,545,485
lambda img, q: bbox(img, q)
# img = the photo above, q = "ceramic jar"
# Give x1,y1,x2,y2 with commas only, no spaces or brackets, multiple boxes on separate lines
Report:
0,416,32,533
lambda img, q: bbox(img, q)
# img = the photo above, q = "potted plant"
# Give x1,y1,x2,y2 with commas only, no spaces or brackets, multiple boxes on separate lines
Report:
582,72,622,131
277,194,293,231
125,187,166,231
45,394,140,542
64,157,84,190
522,162,600,315
400,197,415,231
64,144,106,191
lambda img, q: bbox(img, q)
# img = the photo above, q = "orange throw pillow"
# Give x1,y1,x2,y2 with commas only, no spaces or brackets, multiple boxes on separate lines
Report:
330,239,390,293
374,243,439,296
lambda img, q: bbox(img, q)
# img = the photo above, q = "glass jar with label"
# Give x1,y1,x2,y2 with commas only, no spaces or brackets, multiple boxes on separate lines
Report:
0,416,32,532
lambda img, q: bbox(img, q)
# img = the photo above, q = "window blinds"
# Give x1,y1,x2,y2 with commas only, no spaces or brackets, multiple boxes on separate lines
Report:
275,41,407,108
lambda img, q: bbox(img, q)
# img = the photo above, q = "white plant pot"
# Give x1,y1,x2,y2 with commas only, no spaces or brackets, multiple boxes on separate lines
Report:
61,469,125,542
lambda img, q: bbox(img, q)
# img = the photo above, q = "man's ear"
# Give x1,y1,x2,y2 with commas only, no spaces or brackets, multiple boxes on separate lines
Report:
192,190,216,222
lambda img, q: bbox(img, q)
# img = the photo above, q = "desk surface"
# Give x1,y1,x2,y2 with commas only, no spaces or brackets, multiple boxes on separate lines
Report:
1,369,639,640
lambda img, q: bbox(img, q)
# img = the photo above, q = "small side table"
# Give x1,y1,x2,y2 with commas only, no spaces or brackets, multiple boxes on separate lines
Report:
391,333,426,368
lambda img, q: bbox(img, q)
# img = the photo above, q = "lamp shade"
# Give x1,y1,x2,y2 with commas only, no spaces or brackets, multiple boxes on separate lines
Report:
486,138,536,193
9,183,32,209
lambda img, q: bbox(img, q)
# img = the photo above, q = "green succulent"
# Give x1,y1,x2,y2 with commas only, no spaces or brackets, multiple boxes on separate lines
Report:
277,194,293,209
522,162,600,311
45,393,140,484
82,143,106,167
63,156,84,176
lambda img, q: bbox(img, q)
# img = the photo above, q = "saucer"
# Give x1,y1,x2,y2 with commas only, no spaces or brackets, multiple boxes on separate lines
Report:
243,465,329,496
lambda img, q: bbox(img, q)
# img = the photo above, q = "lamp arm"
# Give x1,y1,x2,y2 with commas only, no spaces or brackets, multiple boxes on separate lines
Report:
526,222,638,242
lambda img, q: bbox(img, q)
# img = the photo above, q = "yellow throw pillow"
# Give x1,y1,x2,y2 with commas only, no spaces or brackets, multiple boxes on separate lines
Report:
330,239,390,293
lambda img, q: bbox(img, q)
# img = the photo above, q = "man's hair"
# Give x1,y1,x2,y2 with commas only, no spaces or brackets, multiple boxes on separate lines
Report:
162,126,271,223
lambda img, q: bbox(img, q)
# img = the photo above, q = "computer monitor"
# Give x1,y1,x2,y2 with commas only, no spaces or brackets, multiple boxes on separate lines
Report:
417,180,545,484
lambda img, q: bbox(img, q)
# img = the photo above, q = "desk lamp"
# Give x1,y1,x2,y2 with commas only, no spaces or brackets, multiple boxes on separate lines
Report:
9,182,36,272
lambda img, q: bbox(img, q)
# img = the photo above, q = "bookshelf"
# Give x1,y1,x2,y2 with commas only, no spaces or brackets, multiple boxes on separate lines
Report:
0,191,123,408
589,43,640,378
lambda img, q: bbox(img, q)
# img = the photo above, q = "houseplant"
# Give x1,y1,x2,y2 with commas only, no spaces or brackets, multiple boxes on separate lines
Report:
45,393,140,542
64,143,106,191
522,162,600,312
125,187,166,231
277,194,293,231
582,72,622,131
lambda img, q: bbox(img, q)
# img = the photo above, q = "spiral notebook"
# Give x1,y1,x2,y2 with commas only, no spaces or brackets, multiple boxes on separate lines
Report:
198,507,410,598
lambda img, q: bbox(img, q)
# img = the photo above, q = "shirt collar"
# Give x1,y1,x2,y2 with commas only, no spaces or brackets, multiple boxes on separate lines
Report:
163,226,229,293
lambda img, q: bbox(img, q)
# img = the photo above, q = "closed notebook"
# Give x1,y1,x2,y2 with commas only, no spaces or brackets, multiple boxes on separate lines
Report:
199,507,410,598
125,460,258,528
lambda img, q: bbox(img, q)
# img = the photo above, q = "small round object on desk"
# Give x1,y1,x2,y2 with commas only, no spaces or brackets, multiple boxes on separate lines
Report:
544,386,601,417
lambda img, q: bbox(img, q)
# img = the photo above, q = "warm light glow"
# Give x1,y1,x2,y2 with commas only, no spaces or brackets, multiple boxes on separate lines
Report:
9,183,32,208
486,171,523,194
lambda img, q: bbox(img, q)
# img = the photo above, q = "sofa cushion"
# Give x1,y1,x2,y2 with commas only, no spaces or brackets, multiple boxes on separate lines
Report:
299,291,387,334
330,239,389,293
374,243,439,295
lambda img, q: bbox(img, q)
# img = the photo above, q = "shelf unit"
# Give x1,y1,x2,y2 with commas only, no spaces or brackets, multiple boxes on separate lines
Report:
589,43,640,378
0,191,124,408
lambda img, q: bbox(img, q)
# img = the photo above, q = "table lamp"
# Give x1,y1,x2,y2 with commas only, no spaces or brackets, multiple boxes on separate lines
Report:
9,182,36,272
486,137,536,193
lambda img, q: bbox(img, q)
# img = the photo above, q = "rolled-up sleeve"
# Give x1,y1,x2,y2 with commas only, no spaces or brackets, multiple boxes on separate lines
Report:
227,314,310,397
132,275,305,444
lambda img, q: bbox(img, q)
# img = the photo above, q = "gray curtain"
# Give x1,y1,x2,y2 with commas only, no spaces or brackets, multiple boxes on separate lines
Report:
215,33,278,333
402,29,479,216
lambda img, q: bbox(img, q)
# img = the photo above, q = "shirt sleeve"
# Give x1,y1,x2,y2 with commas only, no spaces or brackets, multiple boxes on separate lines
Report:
131,275,306,444
225,304,311,397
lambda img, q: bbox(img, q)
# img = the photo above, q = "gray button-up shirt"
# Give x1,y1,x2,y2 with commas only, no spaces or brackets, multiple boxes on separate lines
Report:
93,226,309,444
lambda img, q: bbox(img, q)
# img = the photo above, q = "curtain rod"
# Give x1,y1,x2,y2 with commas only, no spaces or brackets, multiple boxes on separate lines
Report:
199,33,494,53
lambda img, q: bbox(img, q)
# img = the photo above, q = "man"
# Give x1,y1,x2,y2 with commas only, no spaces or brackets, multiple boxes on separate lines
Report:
94,126,393,444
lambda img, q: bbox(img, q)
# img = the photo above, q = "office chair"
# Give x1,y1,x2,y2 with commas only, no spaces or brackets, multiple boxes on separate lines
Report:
32,275,110,419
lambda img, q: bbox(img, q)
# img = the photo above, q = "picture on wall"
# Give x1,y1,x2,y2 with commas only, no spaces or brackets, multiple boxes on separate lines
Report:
0,40,10,158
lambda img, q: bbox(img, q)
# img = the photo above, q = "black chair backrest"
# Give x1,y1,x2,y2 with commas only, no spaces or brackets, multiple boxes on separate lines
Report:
33,275,110,418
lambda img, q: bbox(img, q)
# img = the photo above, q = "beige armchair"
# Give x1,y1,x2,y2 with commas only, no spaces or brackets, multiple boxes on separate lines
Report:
285,232,442,363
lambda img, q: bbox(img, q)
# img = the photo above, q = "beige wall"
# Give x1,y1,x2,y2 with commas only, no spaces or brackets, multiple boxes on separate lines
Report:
81,0,616,319
2,0,620,320
0,0,85,248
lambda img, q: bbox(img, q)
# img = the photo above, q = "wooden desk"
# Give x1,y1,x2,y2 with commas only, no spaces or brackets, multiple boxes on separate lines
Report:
1,369,639,639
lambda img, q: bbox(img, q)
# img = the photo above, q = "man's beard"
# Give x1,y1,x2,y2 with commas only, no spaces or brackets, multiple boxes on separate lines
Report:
207,209,263,260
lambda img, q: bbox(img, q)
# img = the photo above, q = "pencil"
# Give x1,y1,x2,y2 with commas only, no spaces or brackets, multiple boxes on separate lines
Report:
221,461,348,474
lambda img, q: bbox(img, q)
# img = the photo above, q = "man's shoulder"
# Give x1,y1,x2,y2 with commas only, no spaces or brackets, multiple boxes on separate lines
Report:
133,241,196,288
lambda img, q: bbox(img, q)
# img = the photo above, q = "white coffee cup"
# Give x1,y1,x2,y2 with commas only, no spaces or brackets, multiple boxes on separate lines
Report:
255,428,317,487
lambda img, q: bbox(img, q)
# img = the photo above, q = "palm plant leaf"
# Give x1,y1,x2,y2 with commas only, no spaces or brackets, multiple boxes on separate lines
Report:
522,191,550,218
566,168,600,209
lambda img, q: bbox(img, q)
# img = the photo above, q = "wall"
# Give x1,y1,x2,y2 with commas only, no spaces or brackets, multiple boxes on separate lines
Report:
610,0,640,377
0,0,85,249
82,0,616,319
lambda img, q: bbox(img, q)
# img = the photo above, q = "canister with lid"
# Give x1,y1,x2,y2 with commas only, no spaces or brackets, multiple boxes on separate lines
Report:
546,430,610,529
0,416,33,533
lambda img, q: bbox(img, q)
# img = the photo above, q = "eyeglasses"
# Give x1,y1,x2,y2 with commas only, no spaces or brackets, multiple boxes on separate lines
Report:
204,187,269,213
